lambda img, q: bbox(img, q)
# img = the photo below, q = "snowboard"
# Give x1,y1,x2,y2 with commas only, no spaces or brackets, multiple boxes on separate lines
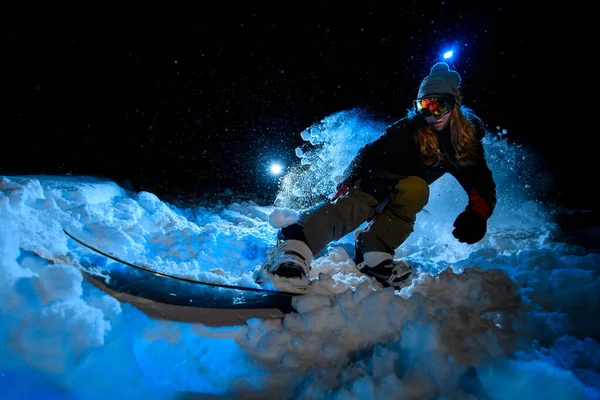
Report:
63,228,303,325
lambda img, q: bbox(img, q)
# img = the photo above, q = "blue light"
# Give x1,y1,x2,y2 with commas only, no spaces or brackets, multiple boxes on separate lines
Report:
270,163,283,175
443,50,453,59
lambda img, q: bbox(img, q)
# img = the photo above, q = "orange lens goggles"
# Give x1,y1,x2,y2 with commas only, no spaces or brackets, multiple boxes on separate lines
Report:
413,96,455,116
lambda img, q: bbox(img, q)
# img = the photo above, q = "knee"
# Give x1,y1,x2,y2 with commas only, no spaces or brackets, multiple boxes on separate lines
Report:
392,176,430,213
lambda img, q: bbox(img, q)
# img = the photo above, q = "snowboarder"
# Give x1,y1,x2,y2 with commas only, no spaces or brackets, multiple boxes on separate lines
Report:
257,62,497,291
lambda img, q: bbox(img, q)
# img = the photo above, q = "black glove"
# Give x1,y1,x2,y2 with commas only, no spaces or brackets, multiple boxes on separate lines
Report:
452,208,487,244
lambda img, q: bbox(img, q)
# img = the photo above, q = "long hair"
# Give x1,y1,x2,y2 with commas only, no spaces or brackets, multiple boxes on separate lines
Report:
411,105,481,167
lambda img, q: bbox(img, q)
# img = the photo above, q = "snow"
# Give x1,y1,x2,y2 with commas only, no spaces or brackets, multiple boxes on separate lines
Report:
1,109,599,399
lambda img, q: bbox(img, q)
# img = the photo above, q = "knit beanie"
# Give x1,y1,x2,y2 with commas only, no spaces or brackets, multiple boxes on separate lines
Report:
417,62,461,100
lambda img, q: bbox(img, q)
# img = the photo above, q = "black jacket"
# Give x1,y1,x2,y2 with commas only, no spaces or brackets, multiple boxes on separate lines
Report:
341,112,497,217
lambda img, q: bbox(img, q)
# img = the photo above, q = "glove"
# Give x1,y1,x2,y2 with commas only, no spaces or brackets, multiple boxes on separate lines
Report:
452,208,487,244
331,183,350,201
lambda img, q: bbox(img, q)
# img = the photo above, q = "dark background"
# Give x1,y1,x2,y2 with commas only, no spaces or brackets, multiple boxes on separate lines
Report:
5,3,586,209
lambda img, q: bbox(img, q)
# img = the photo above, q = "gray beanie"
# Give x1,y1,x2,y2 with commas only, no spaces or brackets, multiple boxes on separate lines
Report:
417,62,461,100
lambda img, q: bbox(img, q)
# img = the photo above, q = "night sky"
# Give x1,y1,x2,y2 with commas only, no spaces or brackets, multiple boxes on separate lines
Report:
5,4,585,209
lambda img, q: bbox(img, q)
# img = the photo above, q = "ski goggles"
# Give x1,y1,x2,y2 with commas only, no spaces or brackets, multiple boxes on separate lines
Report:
413,95,455,117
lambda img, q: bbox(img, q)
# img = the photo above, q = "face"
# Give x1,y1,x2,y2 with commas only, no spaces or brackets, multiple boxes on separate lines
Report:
425,110,452,131
413,95,455,132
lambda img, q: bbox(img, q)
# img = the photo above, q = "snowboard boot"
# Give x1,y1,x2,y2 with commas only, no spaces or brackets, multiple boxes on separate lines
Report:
255,239,313,292
356,250,412,289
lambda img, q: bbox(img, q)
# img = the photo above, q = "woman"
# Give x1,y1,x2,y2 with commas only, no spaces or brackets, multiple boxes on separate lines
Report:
256,62,497,292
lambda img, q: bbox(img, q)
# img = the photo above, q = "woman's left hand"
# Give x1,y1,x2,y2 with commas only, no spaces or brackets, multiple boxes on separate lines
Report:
452,208,487,244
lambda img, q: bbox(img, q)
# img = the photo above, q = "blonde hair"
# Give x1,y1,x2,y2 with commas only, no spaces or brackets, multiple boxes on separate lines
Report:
415,105,481,167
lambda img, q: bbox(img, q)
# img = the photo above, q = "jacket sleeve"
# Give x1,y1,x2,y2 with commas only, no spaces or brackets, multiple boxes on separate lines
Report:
340,144,370,186
450,118,497,219
340,132,388,186
340,119,409,186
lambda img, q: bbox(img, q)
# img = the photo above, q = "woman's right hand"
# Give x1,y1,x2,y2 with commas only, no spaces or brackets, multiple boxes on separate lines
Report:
331,183,350,201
